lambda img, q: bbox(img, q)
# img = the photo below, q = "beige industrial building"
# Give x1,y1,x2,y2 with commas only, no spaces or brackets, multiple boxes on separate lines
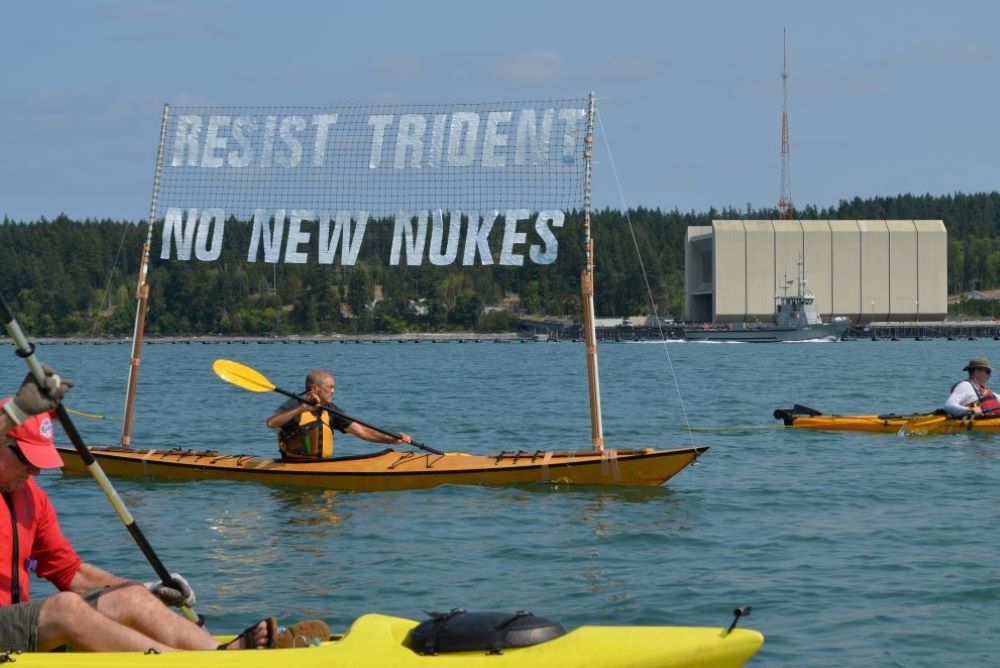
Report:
685,220,947,324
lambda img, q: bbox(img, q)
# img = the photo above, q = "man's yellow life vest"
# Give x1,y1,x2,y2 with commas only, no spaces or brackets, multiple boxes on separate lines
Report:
278,407,334,459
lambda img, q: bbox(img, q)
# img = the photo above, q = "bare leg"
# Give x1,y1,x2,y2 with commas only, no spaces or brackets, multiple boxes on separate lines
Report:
86,584,219,650
37,586,272,651
36,591,175,652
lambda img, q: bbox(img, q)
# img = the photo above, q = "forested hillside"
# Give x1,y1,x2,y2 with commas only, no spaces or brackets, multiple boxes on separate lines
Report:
2,191,999,336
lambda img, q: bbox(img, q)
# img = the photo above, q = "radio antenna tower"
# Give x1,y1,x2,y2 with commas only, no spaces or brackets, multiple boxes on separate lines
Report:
778,28,795,219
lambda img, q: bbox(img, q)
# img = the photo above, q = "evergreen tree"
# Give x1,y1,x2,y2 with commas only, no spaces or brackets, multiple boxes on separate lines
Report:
3,192,999,336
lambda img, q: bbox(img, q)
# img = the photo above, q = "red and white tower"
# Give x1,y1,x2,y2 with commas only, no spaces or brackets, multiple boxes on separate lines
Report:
778,28,795,219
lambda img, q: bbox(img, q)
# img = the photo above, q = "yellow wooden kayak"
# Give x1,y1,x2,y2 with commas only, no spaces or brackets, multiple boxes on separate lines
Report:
1,613,763,667
773,405,1000,433
56,445,706,491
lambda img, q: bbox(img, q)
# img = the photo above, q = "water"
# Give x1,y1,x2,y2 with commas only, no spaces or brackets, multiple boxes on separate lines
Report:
2,338,997,665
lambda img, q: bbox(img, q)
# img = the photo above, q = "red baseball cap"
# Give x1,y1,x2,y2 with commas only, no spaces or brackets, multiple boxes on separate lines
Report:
2,398,64,469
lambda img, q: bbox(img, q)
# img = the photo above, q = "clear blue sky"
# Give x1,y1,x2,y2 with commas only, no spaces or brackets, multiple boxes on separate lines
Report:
3,0,998,222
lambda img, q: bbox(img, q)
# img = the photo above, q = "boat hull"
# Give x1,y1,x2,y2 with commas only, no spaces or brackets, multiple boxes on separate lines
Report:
1,613,762,667
776,414,911,432
685,322,848,343
773,407,1000,433
56,445,706,491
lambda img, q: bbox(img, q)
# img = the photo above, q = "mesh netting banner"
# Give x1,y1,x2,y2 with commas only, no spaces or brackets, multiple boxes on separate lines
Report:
155,97,590,266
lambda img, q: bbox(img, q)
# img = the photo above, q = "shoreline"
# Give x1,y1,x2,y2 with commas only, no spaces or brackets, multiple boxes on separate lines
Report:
34,332,530,345
31,318,1000,345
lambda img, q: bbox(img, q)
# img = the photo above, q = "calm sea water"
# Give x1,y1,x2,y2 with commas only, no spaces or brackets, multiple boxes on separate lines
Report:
1,338,997,666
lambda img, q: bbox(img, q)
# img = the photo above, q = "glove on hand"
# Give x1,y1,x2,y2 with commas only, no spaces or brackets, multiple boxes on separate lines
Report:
145,572,196,608
4,365,74,425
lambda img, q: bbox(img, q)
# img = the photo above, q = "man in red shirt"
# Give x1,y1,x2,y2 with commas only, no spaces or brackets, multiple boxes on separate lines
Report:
0,367,273,652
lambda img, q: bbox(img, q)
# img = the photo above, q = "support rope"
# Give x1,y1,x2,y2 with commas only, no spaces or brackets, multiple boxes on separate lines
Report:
595,106,696,446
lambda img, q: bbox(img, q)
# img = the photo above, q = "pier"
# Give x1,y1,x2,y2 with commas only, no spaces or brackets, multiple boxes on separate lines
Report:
32,320,1000,346
862,320,1000,340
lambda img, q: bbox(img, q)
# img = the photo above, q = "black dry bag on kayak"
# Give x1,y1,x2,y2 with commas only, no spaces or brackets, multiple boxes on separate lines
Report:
407,609,566,655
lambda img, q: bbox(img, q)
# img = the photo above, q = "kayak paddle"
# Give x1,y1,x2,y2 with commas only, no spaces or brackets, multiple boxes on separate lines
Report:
0,292,200,624
212,358,444,456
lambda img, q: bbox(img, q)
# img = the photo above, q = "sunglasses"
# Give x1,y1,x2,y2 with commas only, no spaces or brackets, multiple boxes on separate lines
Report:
7,443,32,467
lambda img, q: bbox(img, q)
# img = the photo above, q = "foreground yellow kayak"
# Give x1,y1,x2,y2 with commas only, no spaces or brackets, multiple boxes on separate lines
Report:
773,405,1000,433
2,612,763,667
57,445,706,491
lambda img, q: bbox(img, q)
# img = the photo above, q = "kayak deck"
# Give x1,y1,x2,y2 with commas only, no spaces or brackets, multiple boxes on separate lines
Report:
57,445,707,491
4,613,763,667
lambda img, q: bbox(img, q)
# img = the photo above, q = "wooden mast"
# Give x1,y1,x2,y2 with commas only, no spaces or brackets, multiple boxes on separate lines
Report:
121,103,170,448
581,92,604,451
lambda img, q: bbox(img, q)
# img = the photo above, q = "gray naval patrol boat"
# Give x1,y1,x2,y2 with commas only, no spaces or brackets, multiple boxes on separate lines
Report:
685,263,851,343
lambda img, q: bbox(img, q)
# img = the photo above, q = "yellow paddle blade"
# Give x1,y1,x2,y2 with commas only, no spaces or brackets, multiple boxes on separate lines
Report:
899,414,949,436
212,359,276,393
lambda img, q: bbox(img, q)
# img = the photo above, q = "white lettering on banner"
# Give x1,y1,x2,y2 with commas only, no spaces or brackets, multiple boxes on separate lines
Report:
318,212,368,265
284,210,313,263
463,211,497,266
530,210,563,264
229,117,255,168
167,108,583,169
394,115,426,169
278,117,306,168
447,112,479,167
260,116,278,168
160,208,198,259
428,210,461,266
428,114,447,168
559,108,585,162
248,208,285,263
171,116,202,167
390,212,429,266
514,109,553,166
159,207,226,261
368,115,393,169
201,116,230,168
482,111,512,168
194,209,225,261
311,115,338,166
158,208,565,265
499,209,529,267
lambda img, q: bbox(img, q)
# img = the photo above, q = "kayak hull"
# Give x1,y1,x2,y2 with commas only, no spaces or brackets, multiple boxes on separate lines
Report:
56,445,706,491
2,613,763,667
779,414,910,433
773,406,1000,433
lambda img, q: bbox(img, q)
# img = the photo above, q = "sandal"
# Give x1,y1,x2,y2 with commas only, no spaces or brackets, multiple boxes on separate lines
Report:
275,619,330,648
218,617,278,650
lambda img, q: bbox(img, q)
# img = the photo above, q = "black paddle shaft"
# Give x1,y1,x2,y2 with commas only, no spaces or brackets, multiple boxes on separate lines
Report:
0,292,187,603
276,386,444,456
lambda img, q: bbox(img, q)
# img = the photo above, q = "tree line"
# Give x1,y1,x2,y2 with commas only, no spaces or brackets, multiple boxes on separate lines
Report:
2,191,999,336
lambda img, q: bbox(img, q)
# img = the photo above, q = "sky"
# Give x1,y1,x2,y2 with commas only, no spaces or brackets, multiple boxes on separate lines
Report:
2,0,999,222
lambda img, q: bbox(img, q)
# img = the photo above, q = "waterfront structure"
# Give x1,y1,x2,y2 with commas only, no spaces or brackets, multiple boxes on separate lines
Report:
684,220,947,324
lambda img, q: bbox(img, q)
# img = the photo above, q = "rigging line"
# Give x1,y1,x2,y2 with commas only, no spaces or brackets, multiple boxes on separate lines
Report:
595,107,696,446
71,221,136,406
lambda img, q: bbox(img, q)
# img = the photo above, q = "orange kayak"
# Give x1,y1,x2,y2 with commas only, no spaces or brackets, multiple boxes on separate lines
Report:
773,405,1000,433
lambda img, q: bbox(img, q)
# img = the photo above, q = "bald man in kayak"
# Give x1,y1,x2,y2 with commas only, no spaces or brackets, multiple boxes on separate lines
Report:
267,369,411,459
0,367,276,652
944,357,1000,417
